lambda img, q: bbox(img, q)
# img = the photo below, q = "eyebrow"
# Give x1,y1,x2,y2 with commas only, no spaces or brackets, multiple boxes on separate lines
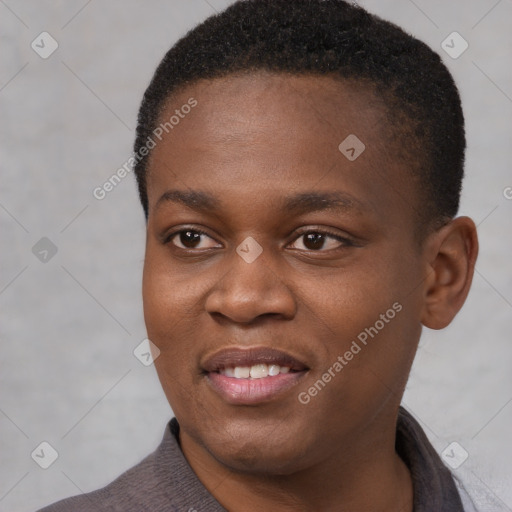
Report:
155,189,364,215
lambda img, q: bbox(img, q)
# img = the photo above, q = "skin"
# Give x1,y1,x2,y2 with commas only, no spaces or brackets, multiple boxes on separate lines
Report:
142,72,478,512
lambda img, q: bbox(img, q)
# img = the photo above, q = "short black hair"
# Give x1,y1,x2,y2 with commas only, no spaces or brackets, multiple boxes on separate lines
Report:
133,0,465,230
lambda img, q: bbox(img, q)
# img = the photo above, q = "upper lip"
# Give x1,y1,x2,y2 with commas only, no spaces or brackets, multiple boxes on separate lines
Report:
202,346,309,373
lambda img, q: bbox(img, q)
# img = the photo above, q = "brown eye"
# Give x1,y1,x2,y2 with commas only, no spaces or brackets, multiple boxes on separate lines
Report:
302,233,326,250
177,230,201,248
168,229,220,250
290,231,351,251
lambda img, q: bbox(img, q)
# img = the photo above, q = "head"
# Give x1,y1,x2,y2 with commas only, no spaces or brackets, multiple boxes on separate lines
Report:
136,0,477,475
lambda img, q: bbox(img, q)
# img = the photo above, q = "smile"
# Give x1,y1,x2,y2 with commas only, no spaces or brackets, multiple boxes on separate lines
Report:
202,346,309,405
219,363,292,379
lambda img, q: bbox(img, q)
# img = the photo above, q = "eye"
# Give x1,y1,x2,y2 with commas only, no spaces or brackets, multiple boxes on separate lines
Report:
166,229,221,250
289,230,352,251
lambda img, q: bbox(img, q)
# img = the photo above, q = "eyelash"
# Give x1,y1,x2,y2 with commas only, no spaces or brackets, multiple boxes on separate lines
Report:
293,228,354,250
163,227,354,252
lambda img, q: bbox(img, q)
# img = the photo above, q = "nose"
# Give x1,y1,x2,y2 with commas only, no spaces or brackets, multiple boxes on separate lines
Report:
205,247,297,324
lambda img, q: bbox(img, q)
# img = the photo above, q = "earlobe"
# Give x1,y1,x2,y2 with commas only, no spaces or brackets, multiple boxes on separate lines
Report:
420,216,479,330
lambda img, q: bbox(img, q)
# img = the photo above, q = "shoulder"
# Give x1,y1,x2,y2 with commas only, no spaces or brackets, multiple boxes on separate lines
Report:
36,445,163,512
37,421,177,512
37,419,226,512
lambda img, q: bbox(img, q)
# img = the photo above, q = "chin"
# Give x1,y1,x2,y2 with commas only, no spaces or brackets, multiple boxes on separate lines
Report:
212,442,311,476
199,419,314,475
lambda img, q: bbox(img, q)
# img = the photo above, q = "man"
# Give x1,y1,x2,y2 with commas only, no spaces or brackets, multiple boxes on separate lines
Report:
40,1,498,510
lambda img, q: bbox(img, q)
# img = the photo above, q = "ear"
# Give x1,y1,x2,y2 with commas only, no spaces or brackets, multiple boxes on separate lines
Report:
420,216,479,330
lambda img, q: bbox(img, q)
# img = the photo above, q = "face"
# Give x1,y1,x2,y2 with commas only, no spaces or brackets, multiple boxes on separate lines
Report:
142,72,427,474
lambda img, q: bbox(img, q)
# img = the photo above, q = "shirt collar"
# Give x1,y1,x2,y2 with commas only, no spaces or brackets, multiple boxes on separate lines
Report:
396,406,465,511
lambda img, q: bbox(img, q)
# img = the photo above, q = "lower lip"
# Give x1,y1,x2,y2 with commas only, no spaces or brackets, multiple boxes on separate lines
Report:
206,371,307,405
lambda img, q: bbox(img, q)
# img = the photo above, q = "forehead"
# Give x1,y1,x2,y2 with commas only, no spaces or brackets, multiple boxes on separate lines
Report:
146,72,418,229
157,71,386,150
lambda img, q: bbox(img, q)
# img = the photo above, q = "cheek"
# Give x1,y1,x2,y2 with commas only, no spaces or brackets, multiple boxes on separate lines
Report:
142,249,192,377
142,244,198,339
141,244,219,395
142,259,199,415
300,249,422,398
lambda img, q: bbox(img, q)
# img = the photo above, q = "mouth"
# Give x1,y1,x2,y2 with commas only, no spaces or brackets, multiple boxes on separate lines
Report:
202,346,309,405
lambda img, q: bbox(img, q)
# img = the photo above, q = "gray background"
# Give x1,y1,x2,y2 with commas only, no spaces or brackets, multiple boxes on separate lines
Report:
0,1,511,510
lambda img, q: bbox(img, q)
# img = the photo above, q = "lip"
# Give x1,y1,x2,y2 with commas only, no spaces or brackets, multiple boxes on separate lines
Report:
202,346,309,372
202,346,309,405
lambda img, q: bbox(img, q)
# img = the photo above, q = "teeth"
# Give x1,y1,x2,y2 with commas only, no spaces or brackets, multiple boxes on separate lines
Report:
233,366,250,378
268,364,280,376
220,364,292,379
250,364,268,379
224,367,236,377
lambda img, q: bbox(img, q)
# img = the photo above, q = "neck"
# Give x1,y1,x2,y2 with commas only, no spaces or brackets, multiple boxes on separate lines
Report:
179,413,413,512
